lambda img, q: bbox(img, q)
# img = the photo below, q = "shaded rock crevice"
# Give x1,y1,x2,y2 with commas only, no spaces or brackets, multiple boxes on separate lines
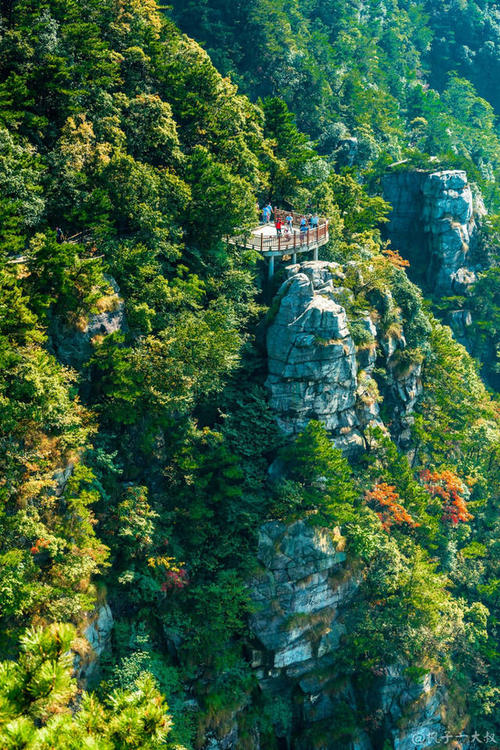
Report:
50,275,127,369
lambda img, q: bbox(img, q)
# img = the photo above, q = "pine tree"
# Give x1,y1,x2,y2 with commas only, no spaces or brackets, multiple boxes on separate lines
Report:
281,420,358,524
0,623,184,749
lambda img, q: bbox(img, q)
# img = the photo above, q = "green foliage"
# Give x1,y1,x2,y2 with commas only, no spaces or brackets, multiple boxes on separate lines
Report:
91,308,241,427
167,0,500,203
390,268,431,349
1,0,500,745
280,420,357,525
329,172,390,239
343,542,462,668
185,145,257,245
415,318,499,473
0,623,184,749
27,233,107,321
115,486,158,557
468,265,500,390
259,96,320,206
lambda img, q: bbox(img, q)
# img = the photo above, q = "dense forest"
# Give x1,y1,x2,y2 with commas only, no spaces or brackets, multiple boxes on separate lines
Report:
0,0,499,748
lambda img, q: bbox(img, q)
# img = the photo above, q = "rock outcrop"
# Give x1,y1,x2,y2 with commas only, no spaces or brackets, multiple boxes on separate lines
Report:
382,169,484,293
74,603,114,685
422,171,477,293
377,668,446,750
248,521,449,750
50,276,126,368
382,168,499,387
266,261,365,454
266,261,422,453
250,520,351,673
249,520,366,749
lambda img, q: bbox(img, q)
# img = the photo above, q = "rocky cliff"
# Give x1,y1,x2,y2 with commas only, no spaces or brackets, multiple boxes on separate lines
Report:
247,521,448,750
251,259,455,749
72,603,113,691
266,261,422,453
382,169,484,294
382,168,499,388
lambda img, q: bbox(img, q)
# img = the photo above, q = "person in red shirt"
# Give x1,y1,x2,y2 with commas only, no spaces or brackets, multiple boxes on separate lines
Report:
275,218,283,236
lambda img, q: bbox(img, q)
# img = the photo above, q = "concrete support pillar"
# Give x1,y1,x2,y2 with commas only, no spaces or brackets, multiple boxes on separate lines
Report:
268,255,275,279
292,253,297,264
313,246,318,261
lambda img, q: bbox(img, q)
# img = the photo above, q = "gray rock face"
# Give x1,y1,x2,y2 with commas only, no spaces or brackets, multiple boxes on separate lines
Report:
451,267,477,294
382,170,428,268
266,262,380,454
250,520,350,662
266,261,422,452
382,169,482,293
422,170,475,292
248,520,448,750
84,603,113,658
204,726,239,750
51,276,126,368
378,668,447,750
249,520,365,748
448,310,472,343
75,603,113,684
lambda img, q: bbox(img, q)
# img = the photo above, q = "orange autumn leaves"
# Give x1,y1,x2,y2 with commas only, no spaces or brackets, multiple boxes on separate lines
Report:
30,538,50,555
365,470,472,532
365,482,419,532
382,247,410,269
420,469,473,526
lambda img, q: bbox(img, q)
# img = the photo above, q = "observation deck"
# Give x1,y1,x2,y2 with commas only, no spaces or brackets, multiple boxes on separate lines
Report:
228,210,329,278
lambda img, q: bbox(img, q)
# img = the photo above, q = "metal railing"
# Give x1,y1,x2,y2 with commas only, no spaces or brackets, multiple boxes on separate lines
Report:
234,220,329,254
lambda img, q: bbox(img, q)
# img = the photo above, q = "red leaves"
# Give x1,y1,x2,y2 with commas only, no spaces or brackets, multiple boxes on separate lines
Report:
148,552,189,592
420,469,472,526
365,482,419,532
366,470,472,533
160,568,189,591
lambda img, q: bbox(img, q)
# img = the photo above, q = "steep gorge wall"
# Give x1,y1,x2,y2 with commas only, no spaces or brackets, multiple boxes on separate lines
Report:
242,260,455,750
382,169,483,294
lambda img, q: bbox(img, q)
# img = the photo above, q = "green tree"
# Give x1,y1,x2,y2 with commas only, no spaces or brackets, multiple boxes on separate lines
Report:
281,420,357,524
0,623,184,749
